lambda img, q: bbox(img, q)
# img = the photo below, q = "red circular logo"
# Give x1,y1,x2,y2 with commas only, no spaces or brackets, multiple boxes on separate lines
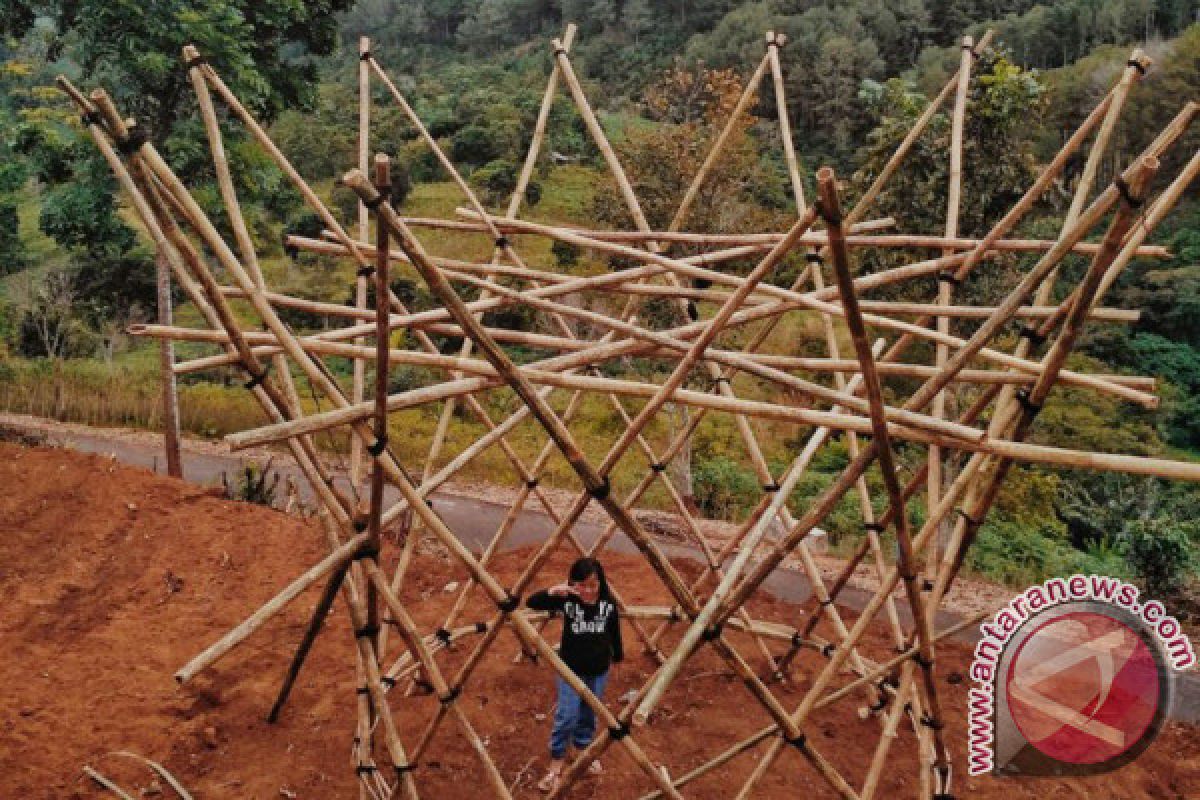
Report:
1005,611,1160,765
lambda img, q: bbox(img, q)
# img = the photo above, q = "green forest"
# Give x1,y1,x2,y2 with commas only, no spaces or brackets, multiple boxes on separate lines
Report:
1,1,1199,607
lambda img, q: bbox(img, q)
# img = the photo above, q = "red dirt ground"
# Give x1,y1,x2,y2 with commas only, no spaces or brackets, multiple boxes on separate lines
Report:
2,443,1197,799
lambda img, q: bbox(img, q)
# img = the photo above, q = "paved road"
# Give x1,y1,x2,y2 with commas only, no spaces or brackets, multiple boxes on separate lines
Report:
28,425,1200,723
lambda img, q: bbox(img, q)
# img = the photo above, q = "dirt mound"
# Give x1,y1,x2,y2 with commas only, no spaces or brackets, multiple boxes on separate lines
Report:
2,443,1196,798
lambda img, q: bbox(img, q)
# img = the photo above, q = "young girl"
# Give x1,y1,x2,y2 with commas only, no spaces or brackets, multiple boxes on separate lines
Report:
526,557,623,793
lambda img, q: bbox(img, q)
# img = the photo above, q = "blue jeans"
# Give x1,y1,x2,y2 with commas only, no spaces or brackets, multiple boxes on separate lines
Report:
550,670,609,759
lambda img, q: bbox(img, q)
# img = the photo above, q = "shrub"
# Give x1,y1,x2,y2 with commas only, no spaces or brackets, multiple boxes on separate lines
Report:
693,456,759,521
1125,517,1198,597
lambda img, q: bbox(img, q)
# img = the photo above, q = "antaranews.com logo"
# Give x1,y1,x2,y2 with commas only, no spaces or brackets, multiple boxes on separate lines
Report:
968,574,1195,777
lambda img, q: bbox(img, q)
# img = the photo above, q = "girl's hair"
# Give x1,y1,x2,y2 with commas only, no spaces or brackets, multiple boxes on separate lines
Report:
568,557,613,601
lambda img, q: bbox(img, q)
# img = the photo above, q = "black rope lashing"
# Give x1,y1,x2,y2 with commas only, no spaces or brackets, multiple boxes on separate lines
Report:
1015,387,1043,416
359,51,373,61
115,127,148,156
525,478,539,489
805,252,824,264
962,42,978,56
356,265,376,278
913,652,933,669
762,482,781,493
434,627,452,645
363,192,387,211
937,270,961,286
494,236,510,249
353,518,369,533
553,46,568,58
920,713,945,730
80,110,103,127
496,593,521,613
609,722,630,740
394,763,418,776
650,462,667,473
439,686,462,705
791,631,804,648
356,686,370,696
381,676,397,688
185,55,207,69
784,733,807,751
1126,58,1147,75
700,623,724,642
686,301,699,322
355,623,381,640
922,578,935,592
1114,175,1145,209
367,436,389,457
1017,323,1047,346
412,677,434,693
355,764,377,775
953,507,980,527
819,598,834,607
868,693,889,712
863,522,885,533
668,607,682,623
822,643,836,657
474,621,488,634
589,477,611,501
243,363,271,390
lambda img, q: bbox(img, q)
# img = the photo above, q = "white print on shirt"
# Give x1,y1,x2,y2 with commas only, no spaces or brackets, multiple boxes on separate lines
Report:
564,600,613,635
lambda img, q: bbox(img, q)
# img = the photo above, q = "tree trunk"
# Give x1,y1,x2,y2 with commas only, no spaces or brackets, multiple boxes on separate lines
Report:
667,402,699,516
156,250,183,478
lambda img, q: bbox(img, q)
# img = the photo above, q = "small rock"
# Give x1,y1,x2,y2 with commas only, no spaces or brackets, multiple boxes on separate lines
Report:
140,779,163,796
534,712,546,722
619,689,638,705
127,502,138,512
279,788,297,799
443,581,459,593
201,725,219,749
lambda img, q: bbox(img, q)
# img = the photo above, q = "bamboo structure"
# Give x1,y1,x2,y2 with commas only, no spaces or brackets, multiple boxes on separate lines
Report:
61,22,1200,800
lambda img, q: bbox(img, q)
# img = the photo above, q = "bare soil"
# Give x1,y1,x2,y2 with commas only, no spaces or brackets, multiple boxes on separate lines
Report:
2,443,1196,799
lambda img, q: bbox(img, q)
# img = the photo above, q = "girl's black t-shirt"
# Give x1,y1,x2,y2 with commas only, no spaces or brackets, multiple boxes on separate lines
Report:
526,590,624,676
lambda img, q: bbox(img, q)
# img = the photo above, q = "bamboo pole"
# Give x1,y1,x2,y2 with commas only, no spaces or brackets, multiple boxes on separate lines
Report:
350,35,372,495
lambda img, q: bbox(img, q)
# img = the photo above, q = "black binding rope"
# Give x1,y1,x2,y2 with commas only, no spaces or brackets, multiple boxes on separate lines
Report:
762,483,781,493
953,507,980,527
784,733,807,751
80,110,103,127
805,252,824,264
1017,323,1047,346
363,193,386,211
359,51,372,61
791,632,804,648
115,127,148,156
435,627,452,645
1126,58,1147,75
439,686,462,705
937,270,961,286
474,621,488,634
869,693,889,712
921,713,945,730
496,593,520,613
686,301,699,322
381,676,397,688
185,55,207,69
367,436,389,457
822,643,836,657
1015,387,1043,416
495,236,510,249
589,477,611,501
1114,175,1144,209
356,686,370,696
353,518,369,533
525,478,539,488
650,462,667,473
864,522,885,533
700,623,723,642
394,763,418,776
922,578,935,592
356,265,376,278
609,722,630,740
819,598,834,607
355,624,380,640
243,363,271,390
355,765,377,775
913,652,933,669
